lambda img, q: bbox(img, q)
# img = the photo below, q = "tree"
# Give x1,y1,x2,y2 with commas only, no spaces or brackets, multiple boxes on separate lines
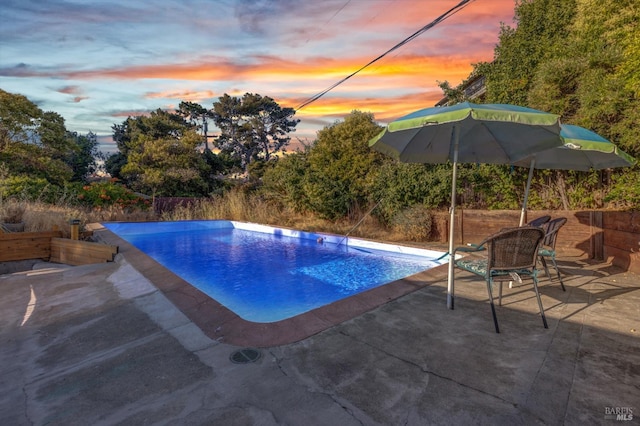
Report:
302,111,384,220
111,108,204,186
459,0,640,209
475,0,577,106
39,111,72,158
0,89,73,185
0,89,41,149
112,108,193,157
65,131,100,182
121,129,210,200
104,152,127,181
177,101,212,151
211,93,298,172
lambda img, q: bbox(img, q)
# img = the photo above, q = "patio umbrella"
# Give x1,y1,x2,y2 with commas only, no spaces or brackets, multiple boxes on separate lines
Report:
369,102,563,309
515,124,637,225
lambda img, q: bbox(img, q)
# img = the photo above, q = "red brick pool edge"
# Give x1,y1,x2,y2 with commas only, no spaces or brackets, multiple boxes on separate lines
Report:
91,223,449,347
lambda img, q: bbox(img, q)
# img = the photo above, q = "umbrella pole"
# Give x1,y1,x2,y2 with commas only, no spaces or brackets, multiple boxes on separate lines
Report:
519,157,536,226
447,126,460,310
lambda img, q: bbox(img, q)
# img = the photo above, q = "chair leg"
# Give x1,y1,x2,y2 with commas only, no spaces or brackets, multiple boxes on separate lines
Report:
540,256,551,278
486,278,500,333
550,256,566,291
532,276,548,329
498,282,503,306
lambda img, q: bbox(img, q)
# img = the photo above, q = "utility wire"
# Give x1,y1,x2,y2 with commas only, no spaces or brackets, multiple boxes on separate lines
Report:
294,0,475,111
305,0,352,44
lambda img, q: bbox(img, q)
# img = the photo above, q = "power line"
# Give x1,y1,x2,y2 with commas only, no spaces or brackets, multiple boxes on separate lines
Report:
305,0,353,44
294,0,476,111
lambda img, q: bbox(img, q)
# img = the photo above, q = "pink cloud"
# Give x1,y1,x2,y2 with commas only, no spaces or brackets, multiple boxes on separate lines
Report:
57,85,81,95
145,89,217,102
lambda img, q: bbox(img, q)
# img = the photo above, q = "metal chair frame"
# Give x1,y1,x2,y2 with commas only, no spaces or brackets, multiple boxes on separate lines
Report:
527,215,551,228
453,226,547,333
539,217,567,291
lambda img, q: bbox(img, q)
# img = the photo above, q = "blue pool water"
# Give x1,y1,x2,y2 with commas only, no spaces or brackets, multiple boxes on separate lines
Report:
104,221,446,323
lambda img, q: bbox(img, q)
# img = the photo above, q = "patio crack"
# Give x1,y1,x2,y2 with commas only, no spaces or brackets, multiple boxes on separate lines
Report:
338,330,517,407
268,349,366,426
563,286,589,424
22,385,34,426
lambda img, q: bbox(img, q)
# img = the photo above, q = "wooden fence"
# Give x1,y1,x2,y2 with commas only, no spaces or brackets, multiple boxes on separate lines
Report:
431,210,640,273
2,211,638,273
0,231,118,266
0,231,63,262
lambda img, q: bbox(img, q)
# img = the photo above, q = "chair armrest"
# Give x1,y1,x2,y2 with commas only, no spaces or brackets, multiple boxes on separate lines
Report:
453,243,487,255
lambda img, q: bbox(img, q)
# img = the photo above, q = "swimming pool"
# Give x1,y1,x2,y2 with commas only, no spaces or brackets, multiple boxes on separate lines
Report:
104,221,447,323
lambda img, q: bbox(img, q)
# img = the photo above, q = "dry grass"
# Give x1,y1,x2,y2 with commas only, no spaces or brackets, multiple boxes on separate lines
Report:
158,192,406,242
6,190,420,243
1,199,27,223
11,202,155,238
160,191,281,224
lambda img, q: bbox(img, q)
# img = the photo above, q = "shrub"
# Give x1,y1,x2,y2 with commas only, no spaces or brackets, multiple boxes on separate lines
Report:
261,152,310,212
604,168,640,209
371,163,452,223
390,205,433,241
76,180,151,210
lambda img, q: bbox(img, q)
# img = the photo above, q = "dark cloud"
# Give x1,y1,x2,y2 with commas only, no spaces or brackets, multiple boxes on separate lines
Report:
233,0,300,34
0,63,36,77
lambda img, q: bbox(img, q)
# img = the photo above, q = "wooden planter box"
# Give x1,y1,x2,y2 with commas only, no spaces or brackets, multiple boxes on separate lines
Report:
50,238,118,266
0,231,63,262
0,231,118,266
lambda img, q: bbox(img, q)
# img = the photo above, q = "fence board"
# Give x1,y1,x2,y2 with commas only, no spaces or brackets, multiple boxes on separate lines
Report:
0,231,63,262
604,245,640,274
50,238,118,266
435,210,638,270
603,228,640,253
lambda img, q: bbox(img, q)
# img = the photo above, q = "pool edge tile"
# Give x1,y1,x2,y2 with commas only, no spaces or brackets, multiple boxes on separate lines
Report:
95,223,450,348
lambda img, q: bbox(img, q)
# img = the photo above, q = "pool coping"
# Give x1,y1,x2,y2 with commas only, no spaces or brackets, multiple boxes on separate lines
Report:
90,222,450,348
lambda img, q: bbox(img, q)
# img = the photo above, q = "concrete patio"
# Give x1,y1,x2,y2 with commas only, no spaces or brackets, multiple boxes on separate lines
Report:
1,239,638,425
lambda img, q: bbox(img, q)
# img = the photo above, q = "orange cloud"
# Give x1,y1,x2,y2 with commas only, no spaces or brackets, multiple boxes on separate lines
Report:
288,90,443,122
59,60,240,81
52,44,483,88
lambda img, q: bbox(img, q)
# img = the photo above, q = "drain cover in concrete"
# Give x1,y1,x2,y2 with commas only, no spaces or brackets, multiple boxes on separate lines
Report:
230,348,262,364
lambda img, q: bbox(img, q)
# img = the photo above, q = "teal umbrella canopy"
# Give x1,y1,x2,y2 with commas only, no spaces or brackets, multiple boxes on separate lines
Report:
514,124,636,171
369,102,562,164
369,102,563,310
515,124,636,225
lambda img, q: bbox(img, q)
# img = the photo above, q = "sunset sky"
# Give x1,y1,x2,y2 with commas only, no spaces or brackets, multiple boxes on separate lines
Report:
0,0,516,153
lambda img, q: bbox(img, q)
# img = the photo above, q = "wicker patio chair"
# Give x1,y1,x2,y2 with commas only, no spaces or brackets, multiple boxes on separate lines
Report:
527,215,551,228
452,226,547,333
539,217,567,291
